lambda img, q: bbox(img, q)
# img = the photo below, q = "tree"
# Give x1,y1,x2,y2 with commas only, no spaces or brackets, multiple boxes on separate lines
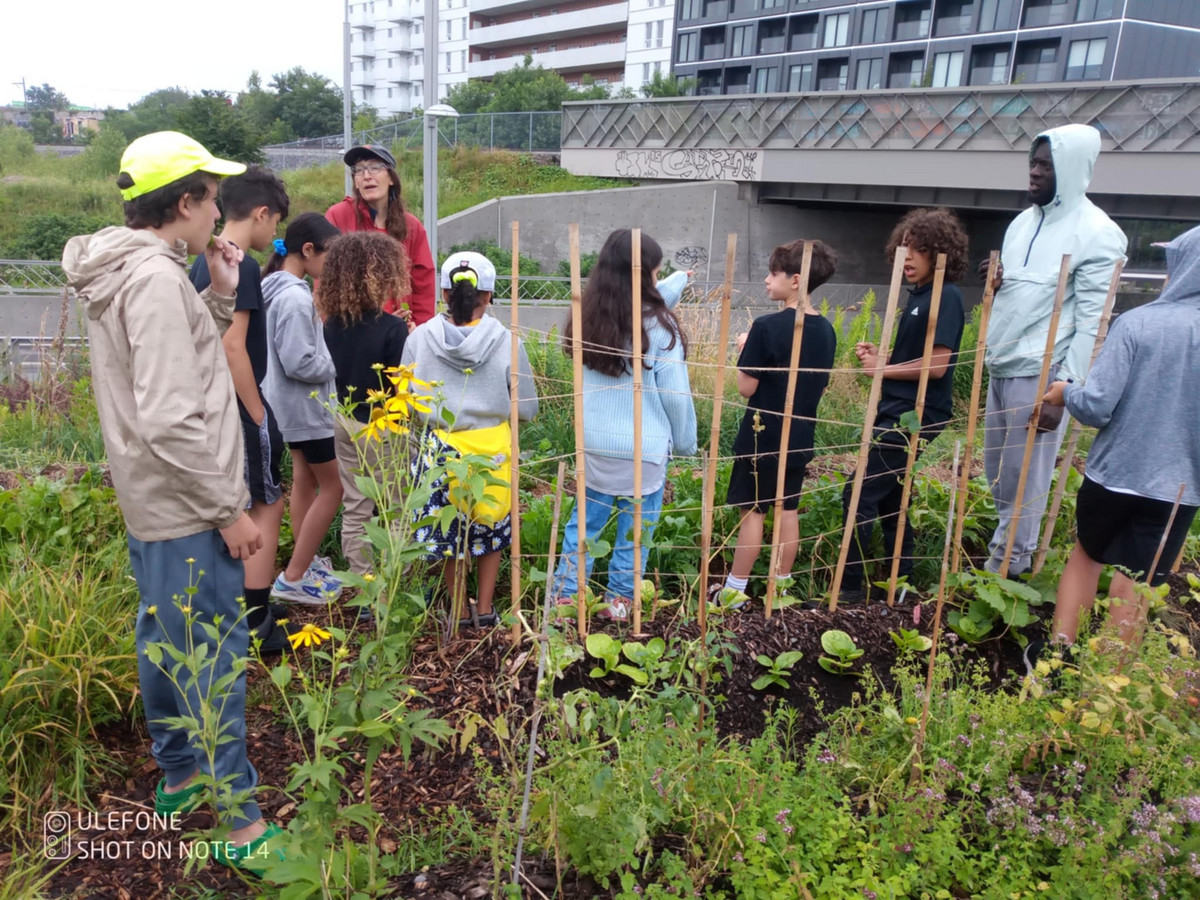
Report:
170,91,264,164
270,68,344,139
641,72,696,98
445,56,614,114
26,83,69,111
22,82,69,144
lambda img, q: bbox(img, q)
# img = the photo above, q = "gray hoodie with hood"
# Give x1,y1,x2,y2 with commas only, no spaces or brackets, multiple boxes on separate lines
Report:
1063,225,1200,507
401,313,538,431
261,271,336,442
986,123,1128,382
62,226,248,541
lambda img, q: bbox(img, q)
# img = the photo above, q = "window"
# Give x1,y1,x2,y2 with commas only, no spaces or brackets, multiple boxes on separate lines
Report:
444,52,451,71
934,1,973,37
894,2,931,41
388,57,393,67
1014,39,1060,82
931,50,963,87
855,57,883,90
822,12,849,48
762,0,784,8
656,20,664,47
387,28,392,36
679,0,700,18
645,22,653,48
978,0,999,30
655,60,663,73
788,62,813,92
1066,37,1107,79
1023,0,1069,28
754,67,777,92
460,50,465,69
643,62,651,81
888,52,925,88
758,19,785,53
388,88,393,98
789,15,817,51
860,8,886,44
445,19,451,38
725,66,751,93
730,25,752,57
969,45,1008,84
1076,0,1117,20
816,58,848,91
677,31,699,62
702,0,725,17
414,19,422,34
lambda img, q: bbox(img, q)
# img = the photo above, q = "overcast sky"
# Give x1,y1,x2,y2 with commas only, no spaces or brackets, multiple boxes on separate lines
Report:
2,1,346,110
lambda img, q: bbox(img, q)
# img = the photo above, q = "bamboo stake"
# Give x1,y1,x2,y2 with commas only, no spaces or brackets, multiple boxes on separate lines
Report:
1033,258,1124,575
830,246,909,610
1148,483,1187,585
631,228,645,635
698,233,737,637
568,224,588,639
998,254,1070,580
913,440,960,784
765,242,814,618
509,221,523,645
950,251,999,575
1171,544,1186,575
886,254,946,607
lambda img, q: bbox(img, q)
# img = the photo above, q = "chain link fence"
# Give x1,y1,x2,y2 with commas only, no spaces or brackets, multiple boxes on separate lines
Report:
265,111,564,155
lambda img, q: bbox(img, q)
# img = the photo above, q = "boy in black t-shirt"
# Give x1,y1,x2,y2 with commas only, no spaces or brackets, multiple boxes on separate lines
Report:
189,167,294,651
717,240,838,605
841,208,968,601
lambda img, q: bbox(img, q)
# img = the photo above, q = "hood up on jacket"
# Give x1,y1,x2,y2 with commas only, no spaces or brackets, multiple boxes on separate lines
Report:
1032,123,1101,221
1156,225,1200,309
260,269,305,307
63,226,187,320
424,313,509,369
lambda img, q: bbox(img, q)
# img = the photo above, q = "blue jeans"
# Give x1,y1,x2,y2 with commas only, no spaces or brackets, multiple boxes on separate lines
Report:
128,529,261,829
552,485,665,600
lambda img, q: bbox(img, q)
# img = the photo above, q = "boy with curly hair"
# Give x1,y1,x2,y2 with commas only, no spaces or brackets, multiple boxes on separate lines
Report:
842,208,968,601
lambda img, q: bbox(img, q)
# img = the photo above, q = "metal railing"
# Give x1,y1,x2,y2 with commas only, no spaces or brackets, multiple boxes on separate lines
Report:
264,111,565,155
561,79,1200,153
0,260,67,295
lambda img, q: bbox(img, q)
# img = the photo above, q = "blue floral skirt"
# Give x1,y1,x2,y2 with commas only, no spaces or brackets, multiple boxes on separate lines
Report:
411,431,513,561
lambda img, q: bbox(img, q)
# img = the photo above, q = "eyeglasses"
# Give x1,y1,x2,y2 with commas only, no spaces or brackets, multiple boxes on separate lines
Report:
352,162,388,177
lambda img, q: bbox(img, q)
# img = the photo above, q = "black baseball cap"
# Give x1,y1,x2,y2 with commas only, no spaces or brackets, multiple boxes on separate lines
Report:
344,144,396,169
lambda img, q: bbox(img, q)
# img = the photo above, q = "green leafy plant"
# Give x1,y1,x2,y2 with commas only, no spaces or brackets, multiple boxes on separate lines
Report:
585,633,667,686
890,628,932,653
818,629,864,674
947,570,1045,643
752,650,804,690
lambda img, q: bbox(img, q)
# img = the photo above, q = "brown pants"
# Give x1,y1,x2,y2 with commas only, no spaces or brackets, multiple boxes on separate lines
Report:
334,416,408,575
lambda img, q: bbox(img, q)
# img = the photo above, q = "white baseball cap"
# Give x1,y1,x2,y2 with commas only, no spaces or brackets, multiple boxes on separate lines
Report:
440,251,497,292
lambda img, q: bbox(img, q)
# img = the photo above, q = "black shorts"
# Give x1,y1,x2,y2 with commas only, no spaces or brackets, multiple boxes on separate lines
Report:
1076,477,1198,586
726,453,806,512
287,436,337,465
239,397,283,506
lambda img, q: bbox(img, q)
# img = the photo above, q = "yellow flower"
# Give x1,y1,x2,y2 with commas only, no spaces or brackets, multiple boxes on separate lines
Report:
146,605,158,616
287,622,332,650
365,387,389,406
357,406,411,442
274,617,289,627
180,606,192,615
371,363,384,370
185,557,196,564
363,573,375,582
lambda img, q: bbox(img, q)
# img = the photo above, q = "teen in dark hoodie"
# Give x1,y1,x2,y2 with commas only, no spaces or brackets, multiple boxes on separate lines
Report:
402,251,539,628
1041,225,1200,650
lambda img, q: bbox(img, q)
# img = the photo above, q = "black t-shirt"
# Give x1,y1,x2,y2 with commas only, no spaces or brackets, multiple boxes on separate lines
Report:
323,311,409,423
189,253,269,387
733,307,837,463
877,281,965,430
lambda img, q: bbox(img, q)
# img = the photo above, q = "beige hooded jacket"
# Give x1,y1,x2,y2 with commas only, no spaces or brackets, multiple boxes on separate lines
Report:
63,227,249,542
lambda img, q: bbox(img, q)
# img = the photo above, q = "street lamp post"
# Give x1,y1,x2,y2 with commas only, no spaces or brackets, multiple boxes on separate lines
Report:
423,103,458,261
343,1,353,197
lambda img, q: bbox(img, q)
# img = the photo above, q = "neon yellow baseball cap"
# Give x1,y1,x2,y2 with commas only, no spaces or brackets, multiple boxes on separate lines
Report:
118,131,246,201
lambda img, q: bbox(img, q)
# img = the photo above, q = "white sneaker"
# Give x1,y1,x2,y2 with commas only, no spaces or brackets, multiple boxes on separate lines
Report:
270,571,337,606
308,555,334,578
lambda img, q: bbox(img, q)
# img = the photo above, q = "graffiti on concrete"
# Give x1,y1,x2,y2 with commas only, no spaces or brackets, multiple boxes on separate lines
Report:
674,246,708,269
615,148,760,181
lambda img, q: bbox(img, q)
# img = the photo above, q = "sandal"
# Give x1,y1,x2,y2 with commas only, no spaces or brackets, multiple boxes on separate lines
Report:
154,777,205,816
212,821,285,873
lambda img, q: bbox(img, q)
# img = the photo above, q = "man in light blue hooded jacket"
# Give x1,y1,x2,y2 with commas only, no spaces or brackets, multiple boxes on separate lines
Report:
982,123,1127,575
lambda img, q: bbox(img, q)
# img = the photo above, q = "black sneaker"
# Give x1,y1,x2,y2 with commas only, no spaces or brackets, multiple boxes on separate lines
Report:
458,611,499,630
837,587,867,606
254,621,294,656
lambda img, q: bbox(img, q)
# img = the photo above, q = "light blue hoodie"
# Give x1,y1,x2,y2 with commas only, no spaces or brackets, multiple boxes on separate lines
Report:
1063,226,1200,507
986,124,1128,382
261,271,336,442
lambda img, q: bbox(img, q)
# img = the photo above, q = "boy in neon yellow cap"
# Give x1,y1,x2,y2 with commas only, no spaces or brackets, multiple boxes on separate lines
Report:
62,131,282,871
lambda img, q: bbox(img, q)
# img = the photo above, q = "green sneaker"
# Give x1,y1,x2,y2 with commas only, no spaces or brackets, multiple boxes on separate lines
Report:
154,777,205,816
212,822,285,873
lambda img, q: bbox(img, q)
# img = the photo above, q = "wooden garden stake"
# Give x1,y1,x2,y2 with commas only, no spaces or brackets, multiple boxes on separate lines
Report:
950,251,998,575
1171,545,1186,575
1148,483,1187,585
912,440,960,784
698,233,738,636
568,224,589,639
1033,258,1124,575
631,229,645,635
511,460,566,886
509,221,523,644
999,254,1070,580
765,242,813,617
830,246,909,610
886,254,946,607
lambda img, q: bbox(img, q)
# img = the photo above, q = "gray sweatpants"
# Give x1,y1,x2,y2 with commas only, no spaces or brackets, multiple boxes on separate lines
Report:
983,374,1067,574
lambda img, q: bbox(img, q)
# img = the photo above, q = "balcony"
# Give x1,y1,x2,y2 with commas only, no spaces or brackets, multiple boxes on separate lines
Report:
468,41,625,78
789,31,817,52
1023,3,1072,28
352,38,376,58
387,1,417,22
388,62,412,82
894,20,930,41
701,41,725,61
969,64,1008,86
380,27,411,53
1013,62,1059,83
758,35,786,55
934,13,972,37
471,0,617,15
471,3,628,48
351,3,374,28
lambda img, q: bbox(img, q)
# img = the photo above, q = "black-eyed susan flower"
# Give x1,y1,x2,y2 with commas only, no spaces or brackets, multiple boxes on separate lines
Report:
287,622,332,650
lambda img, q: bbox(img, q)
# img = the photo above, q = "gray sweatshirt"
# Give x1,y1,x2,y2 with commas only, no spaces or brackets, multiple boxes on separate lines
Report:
1063,225,1200,506
401,313,538,431
261,271,336,442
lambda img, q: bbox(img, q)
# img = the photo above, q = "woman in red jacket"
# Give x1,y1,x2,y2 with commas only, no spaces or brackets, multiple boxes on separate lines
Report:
325,144,436,326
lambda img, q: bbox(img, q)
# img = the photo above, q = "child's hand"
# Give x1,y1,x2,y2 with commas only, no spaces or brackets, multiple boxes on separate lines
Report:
855,342,879,370
219,512,262,560
205,237,243,296
1042,381,1068,407
736,331,749,353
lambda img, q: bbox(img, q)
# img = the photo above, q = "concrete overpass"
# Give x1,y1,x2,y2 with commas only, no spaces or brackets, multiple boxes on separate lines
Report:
561,78,1200,220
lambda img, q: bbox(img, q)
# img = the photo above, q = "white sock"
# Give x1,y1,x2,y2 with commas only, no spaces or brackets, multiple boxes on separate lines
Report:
723,574,749,593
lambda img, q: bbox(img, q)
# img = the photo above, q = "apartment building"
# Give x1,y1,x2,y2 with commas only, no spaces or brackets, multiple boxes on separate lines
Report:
671,0,1200,96
349,0,681,115
348,0,470,116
